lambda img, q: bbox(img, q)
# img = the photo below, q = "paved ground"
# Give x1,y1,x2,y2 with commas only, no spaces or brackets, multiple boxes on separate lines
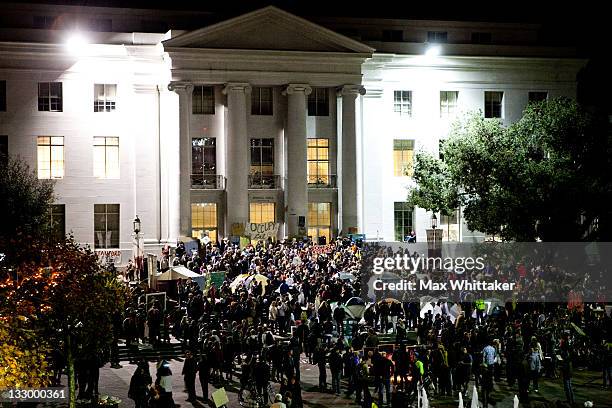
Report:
87,358,612,408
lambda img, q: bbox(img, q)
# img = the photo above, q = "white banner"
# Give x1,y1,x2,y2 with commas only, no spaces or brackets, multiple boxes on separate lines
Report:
245,222,279,240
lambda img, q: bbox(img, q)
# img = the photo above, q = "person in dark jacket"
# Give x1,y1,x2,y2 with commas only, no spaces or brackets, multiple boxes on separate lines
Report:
182,351,197,402
254,356,271,405
129,365,152,408
329,347,343,394
315,344,328,391
198,351,210,401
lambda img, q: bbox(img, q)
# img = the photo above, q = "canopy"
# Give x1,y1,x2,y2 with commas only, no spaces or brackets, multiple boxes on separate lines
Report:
334,272,356,281
245,273,269,288
229,274,249,292
157,266,205,289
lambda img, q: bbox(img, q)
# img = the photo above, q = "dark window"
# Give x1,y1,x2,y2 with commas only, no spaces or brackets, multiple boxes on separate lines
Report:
0,135,7,167
250,139,274,175
89,18,112,32
33,15,57,29
471,32,492,44
394,202,413,241
193,86,215,115
251,87,273,115
38,82,62,112
382,30,403,42
528,91,548,103
308,88,329,116
427,31,448,43
0,80,6,111
393,90,412,116
192,138,216,175
94,204,120,249
49,204,65,242
484,91,503,118
94,84,116,112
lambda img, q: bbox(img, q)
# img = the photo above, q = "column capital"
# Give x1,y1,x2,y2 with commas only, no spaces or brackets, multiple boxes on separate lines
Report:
338,84,366,97
222,82,252,95
168,81,193,93
283,84,312,96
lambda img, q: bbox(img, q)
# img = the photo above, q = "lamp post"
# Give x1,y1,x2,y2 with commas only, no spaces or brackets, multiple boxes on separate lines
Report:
427,213,442,258
132,215,143,279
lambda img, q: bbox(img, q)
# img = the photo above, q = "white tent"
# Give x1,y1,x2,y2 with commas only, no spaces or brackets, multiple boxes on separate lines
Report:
157,266,205,289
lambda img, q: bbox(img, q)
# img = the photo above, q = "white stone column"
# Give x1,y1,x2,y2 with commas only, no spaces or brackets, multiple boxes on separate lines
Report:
168,82,193,239
339,85,366,234
222,83,251,236
284,84,312,237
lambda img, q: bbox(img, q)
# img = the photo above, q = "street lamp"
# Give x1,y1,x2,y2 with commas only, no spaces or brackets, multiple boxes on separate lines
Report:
431,213,438,229
133,215,141,234
132,216,143,280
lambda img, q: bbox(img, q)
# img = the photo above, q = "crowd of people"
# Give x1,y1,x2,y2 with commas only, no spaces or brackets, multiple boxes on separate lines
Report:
111,237,611,408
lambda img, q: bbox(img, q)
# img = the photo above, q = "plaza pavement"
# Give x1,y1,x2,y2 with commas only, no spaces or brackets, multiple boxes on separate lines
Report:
89,357,612,408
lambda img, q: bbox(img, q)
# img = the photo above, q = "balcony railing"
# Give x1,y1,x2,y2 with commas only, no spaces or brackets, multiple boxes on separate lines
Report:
191,174,225,189
308,174,337,188
248,174,281,189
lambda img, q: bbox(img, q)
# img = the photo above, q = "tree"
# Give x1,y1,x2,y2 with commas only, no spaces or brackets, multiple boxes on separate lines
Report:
408,98,612,241
0,235,126,407
0,156,55,241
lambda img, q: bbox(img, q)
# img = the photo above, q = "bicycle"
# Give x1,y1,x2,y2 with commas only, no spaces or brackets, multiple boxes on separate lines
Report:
238,380,275,408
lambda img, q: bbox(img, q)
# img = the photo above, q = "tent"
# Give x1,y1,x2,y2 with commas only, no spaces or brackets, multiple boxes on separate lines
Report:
157,266,205,290
230,274,249,292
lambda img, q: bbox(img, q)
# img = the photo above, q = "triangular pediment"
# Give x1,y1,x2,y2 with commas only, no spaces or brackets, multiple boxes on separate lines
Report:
163,6,374,54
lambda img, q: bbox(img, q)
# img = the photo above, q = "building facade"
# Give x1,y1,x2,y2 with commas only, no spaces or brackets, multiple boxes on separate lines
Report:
0,3,586,264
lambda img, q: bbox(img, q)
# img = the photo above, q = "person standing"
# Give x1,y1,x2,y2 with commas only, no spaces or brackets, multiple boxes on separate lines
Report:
254,356,271,405
329,347,343,395
182,351,197,402
560,344,575,405
198,351,210,401
528,345,542,393
155,360,175,408
129,365,151,408
482,340,497,407
315,344,328,392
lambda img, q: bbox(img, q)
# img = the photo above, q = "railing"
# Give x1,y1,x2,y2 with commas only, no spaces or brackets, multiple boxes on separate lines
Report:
248,174,281,189
190,174,225,189
307,174,337,188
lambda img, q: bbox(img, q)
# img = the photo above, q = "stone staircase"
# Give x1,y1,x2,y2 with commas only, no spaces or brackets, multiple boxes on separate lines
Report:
117,340,184,362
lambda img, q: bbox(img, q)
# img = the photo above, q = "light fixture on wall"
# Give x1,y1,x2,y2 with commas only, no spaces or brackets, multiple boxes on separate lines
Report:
65,32,89,56
425,44,441,57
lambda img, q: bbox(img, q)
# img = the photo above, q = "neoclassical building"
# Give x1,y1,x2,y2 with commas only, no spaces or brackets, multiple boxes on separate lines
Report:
0,3,585,264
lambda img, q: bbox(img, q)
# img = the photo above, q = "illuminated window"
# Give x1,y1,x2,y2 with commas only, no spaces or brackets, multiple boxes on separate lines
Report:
308,202,331,243
394,202,413,242
94,84,117,112
441,209,460,242
440,91,458,118
0,80,6,111
307,138,329,185
94,204,119,249
93,137,119,179
308,88,329,116
528,91,548,103
49,204,65,242
193,86,215,114
251,87,273,115
191,203,217,243
393,139,414,177
38,82,62,112
484,91,503,118
249,202,275,223
37,136,64,179
393,90,412,116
